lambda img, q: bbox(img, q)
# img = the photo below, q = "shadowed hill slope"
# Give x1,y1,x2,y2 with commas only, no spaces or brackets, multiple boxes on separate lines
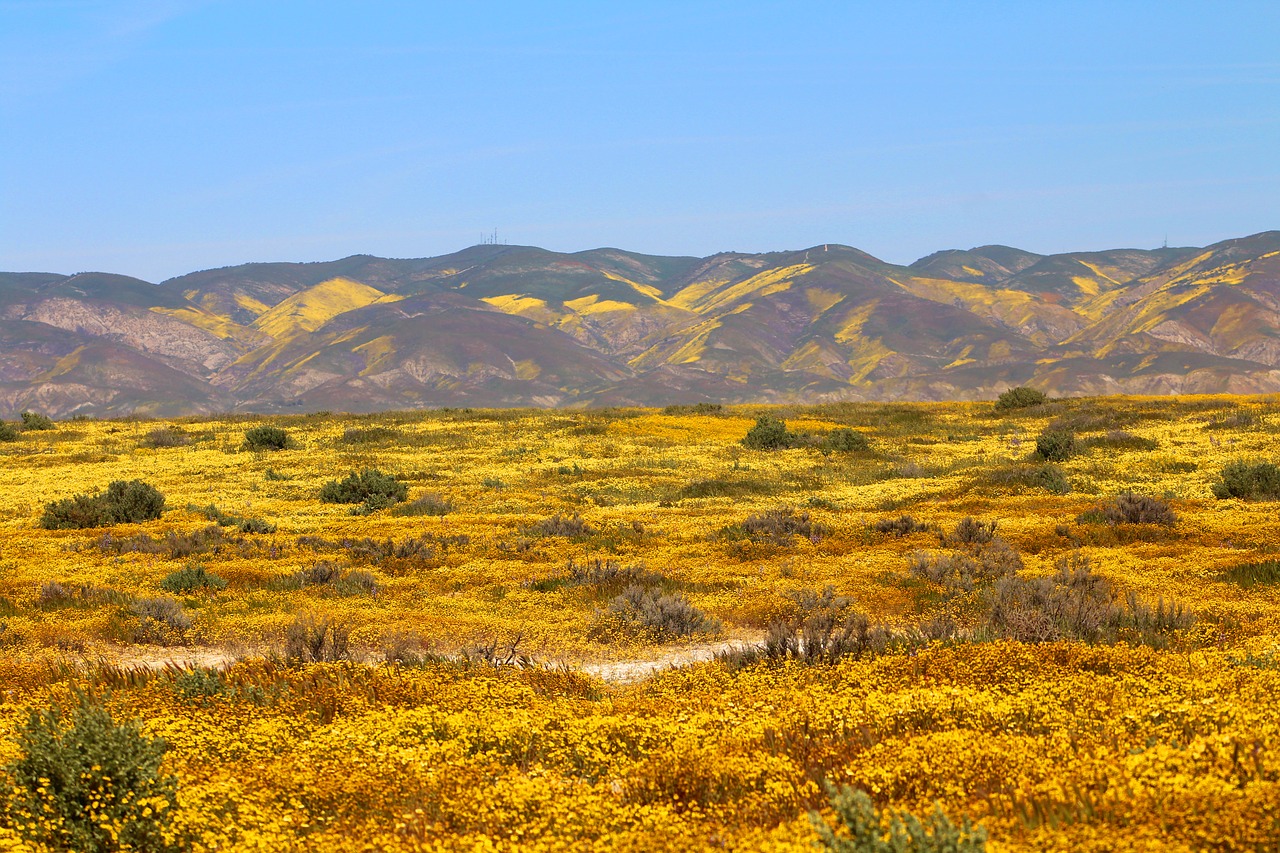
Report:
2,231,1279,417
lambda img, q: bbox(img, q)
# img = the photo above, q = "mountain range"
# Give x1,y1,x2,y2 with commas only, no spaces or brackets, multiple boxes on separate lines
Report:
2,231,1279,418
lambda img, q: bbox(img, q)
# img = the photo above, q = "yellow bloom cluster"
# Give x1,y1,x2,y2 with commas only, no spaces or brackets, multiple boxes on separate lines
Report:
0,395,1277,849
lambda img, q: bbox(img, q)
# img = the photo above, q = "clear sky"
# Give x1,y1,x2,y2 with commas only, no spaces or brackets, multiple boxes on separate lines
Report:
2,1,1278,282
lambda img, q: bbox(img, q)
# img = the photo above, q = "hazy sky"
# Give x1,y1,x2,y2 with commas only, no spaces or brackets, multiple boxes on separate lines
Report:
2,1,1277,281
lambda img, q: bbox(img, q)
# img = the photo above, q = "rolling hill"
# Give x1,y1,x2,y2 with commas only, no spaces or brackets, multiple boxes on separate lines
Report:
2,231,1278,417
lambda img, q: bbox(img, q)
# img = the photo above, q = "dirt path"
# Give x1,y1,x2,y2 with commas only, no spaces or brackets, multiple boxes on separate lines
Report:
578,639,757,683
111,646,243,672
108,637,764,684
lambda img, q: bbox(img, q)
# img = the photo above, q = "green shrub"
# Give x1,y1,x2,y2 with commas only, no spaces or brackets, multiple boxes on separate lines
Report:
242,425,289,451
103,480,166,523
160,563,227,594
41,480,166,529
994,386,1047,411
662,402,724,416
821,428,870,452
0,422,18,442
1212,460,1280,500
742,415,797,450
189,502,240,526
318,469,407,510
338,426,401,446
982,463,1070,495
0,694,181,853
812,782,987,853
1221,559,1280,587
676,476,777,500
1033,428,1076,462
238,517,276,534
19,411,54,431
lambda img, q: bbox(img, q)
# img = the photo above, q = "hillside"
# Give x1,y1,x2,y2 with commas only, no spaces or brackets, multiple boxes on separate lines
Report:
2,231,1278,417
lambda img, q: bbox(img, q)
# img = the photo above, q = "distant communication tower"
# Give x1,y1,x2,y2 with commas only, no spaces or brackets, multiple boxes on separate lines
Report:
480,228,507,245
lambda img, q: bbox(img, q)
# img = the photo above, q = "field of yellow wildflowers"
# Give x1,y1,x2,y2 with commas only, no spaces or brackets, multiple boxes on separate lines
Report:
0,395,1278,851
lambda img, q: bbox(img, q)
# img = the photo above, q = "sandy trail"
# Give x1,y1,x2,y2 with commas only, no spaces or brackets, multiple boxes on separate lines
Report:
109,639,763,684
578,639,756,683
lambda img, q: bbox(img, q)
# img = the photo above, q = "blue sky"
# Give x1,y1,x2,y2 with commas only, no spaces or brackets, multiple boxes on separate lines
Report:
2,1,1277,281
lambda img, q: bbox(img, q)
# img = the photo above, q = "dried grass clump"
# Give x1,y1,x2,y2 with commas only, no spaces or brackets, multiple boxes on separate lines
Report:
873,515,929,537
130,596,192,644
530,513,595,538
590,585,720,641
728,507,828,544
1079,492,1177,526
986,553,1191,645
284,614,350,663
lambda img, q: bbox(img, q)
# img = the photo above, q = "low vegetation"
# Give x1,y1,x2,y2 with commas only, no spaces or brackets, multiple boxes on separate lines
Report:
0,396,1275,851
242,425,290,451
1212,459,1280,500
318,468,408,512
813,783,987,853
19,411,55,431
1032,428,1076,462
1,694,181,852
994,386,1047,411
41,480,166,529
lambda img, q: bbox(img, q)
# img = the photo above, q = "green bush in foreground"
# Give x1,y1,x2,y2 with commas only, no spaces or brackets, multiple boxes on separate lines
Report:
41,480,166,529
994,386,1047,411
811,782,987,852
0,694,182,853
1212,460,1280,500
0,422,17,442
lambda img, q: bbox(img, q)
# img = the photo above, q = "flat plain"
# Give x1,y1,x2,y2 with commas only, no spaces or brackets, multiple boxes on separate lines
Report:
0,395,1277,851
